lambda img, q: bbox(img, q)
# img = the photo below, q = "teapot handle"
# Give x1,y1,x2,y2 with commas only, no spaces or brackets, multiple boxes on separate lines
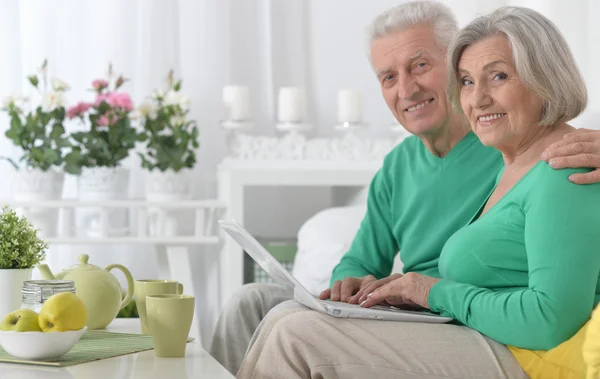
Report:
105,264,134,310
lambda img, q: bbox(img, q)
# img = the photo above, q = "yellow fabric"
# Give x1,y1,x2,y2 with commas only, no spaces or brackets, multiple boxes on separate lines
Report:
507,304,600,379
583,305,600,379
508,323,588,379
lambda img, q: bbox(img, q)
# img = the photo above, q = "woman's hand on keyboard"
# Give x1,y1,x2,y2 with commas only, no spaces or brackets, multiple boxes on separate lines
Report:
350,273,404,305
359,272,440,310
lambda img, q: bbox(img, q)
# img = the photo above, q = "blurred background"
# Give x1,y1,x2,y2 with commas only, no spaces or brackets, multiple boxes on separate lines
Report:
1,0,598,345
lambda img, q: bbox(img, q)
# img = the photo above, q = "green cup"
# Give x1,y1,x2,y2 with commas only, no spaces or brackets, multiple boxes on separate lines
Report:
146,294,195,358
134,280,183,334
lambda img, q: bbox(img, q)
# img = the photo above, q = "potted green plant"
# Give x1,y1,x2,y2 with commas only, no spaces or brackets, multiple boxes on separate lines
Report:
65,64,141,237
136,71,199,236
0,206,48,318
0,60,71,237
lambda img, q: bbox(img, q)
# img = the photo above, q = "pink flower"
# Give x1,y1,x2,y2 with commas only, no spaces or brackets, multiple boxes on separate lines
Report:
98,114,118,127
92,79,108,91
95,92,133,111
95,92,111,106
98,115,110,126
66,102,92,119
109,92,133,111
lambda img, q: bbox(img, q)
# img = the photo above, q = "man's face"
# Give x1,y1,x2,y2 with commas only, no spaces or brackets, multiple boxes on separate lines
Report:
370,26,451,137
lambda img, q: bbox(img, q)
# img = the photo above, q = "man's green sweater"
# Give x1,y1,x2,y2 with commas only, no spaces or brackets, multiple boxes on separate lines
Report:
331,131,503,282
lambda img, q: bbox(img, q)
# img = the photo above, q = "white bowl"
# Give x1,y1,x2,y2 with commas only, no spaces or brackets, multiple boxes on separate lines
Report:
0,327,87,361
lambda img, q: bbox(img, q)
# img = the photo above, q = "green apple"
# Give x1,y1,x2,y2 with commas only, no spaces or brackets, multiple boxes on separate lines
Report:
0,309,43,332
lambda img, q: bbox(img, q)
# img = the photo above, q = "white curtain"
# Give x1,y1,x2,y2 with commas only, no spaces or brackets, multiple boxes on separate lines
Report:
1,0,599,345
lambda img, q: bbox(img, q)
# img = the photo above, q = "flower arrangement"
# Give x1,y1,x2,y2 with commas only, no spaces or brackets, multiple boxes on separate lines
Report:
64,64,141,175
0,60,71,171
0,206,47,269
136,71,199,172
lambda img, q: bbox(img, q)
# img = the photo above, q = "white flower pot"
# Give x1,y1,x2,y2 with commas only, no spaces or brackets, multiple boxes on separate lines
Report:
12,169,64,238
76,167,130,237
0,268,33,318
145,170,193,236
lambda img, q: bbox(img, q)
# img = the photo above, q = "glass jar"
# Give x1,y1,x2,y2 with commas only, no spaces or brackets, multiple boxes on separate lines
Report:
21,280,76,313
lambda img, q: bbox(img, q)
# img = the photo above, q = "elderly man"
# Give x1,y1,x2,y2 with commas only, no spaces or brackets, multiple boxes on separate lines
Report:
210,1,600,375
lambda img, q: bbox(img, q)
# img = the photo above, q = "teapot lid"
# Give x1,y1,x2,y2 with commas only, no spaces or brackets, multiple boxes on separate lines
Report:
68,254,102,271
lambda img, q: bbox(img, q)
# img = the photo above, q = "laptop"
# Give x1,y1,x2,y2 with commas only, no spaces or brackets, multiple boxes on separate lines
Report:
219,219,453,324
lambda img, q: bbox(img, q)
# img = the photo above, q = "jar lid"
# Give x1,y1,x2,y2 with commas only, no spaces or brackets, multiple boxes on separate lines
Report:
22,280,75,293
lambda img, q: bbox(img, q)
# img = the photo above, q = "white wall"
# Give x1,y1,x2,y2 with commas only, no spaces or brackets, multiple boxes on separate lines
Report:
2,0,598,240
244,0,600,239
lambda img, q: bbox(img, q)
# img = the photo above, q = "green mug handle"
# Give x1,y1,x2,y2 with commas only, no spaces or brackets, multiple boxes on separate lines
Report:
177,282,184,294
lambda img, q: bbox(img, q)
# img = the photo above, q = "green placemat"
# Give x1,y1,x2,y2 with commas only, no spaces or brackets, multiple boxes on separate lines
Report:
0,330,192,367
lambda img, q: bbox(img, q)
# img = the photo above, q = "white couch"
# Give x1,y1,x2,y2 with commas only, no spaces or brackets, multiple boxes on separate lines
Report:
292,204,403,295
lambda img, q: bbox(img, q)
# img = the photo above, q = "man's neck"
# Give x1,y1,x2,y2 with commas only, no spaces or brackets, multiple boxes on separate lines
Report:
420,116,471,158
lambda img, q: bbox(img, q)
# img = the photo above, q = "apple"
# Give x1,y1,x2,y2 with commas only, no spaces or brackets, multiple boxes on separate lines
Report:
38,292,87,332
0,309,43,332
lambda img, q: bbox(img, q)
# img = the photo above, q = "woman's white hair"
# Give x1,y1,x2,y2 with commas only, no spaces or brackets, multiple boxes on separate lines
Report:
447,6,587,126
367,1,459,57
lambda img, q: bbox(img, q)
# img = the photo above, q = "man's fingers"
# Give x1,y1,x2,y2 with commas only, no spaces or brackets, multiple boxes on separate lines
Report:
543,142,596,160
318,288,331,300
340,279,359,302
543,131,599,159
330,281,342,301
549,154,600,169
569,169,600,185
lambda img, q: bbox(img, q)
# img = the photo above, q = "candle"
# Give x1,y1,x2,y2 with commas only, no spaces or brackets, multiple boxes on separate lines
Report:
278,87,306,122
337,89,363,123
222,85,250,120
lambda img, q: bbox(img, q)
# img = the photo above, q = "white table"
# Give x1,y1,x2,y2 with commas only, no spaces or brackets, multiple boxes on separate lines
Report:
0,319,235,379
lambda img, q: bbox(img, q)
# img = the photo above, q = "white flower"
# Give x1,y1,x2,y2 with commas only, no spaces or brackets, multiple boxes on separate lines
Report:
170,115,187,127
152,89,166,100
157,127,173,137
136,100,158,120
51,77,70,91
41,91,65,112
2,93,28,108
164,90,190,109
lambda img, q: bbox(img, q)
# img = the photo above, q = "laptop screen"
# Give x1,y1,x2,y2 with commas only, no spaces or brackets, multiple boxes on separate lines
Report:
219,219,325,310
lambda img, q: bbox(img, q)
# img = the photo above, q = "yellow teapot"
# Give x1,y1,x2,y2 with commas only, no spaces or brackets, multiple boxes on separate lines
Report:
37,254,134,330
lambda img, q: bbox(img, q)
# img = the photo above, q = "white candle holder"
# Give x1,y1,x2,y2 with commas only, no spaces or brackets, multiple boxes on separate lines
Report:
221,119,255,132
275,121,313,133
334,121,369,132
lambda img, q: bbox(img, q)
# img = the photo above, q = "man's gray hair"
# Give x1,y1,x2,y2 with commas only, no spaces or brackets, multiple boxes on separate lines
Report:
447,6,587,126
367,1,459,54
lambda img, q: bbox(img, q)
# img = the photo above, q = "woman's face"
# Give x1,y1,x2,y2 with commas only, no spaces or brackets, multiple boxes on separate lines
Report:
458,34,544,152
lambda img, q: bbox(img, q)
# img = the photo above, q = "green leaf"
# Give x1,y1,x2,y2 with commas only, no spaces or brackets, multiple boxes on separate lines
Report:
5,129,19,143
63,163,81,175
27,75,39,88
71,132,87,144
43,148,60,163
50,124,66,139
30,147,44,163
55,138,71,148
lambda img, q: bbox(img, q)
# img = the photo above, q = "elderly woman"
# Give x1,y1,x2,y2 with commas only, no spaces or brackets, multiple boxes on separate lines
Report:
236,6,600,379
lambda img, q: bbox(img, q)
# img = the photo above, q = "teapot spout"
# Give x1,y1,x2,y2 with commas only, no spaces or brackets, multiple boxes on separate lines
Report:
36,264,56,280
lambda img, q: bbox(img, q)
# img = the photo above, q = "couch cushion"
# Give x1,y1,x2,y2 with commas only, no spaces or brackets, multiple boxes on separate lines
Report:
292,205,403,295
